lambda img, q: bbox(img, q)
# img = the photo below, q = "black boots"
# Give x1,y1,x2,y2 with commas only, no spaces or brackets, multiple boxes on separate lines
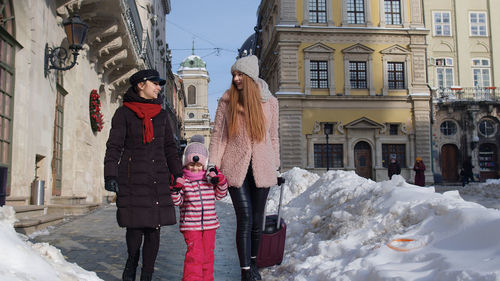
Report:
139,270,152,281
122,254,139,281
241,269,254,281
250,258,262,280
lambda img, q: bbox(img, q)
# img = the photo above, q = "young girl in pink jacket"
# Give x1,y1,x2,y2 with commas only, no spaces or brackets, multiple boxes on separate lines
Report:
170,135,228,281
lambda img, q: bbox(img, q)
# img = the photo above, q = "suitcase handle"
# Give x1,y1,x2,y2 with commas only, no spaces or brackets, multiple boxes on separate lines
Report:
263,178,285,230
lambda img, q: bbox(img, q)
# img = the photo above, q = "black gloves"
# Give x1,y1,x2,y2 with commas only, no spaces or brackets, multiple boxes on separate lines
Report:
170,175,184,193
105,177,119,193
277,177,285,186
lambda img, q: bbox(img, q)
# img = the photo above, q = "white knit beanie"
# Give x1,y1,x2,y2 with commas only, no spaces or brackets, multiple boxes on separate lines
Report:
231,55,259,83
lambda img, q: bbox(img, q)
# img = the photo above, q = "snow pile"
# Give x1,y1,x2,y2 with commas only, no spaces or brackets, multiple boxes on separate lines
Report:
262,169,500,281
0,206,102,281
456,179,500,209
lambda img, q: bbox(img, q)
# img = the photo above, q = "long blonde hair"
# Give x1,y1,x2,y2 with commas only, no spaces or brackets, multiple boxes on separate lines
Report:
227,74,266,142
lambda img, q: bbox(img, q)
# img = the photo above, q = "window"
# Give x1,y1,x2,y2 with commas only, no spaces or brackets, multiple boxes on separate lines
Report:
384,0,401,25
382,144,405,168
470,12,487,36
310,60,329,89
389,124,399,135
478,119,495,137
188,112,194,119
0,0,15,195
349,61,367,88
309,0,327,23
440,121,457,136
387,62,405,89
52,86,67,196
314,144,343,168
433,11,451,36
436,58,454,88
187,85,196,105
472,59,491,87
347,0,365,24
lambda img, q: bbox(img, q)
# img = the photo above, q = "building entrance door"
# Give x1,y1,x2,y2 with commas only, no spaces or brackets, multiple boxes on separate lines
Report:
354,141,372,179
441,144,458,182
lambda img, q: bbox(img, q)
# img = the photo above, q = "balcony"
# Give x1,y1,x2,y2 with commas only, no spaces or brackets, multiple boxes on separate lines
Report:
434,87,500,103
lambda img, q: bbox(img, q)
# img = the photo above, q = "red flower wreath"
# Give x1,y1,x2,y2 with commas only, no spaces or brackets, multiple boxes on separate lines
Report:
89,89,104,132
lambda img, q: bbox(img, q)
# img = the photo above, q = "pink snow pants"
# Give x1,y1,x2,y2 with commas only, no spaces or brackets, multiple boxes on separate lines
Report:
182,229,216,281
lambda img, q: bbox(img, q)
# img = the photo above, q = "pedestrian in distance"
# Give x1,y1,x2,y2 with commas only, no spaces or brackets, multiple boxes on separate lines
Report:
170,135,228,281
103,69,184,281
413,157,426,187
461,156,474,187
209,55,281,281
387,155,401,179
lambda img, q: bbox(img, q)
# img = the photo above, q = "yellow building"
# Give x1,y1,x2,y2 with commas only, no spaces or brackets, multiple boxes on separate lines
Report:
425,0,500,182
256,0,432,183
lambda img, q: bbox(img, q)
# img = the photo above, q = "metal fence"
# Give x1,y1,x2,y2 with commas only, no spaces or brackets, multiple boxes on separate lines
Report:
434,87,500,102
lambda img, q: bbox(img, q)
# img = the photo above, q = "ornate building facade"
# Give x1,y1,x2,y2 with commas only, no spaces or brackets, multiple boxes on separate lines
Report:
256,0,432,183
2,0,180,205
425,0,500,182
177,54,211,144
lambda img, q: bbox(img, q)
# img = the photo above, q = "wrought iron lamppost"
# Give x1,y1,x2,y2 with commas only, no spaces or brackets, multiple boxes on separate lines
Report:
44,14,88,77
324,123,333,171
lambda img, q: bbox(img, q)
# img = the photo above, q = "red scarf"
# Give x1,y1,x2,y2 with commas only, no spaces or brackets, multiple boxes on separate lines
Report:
123,102,161,144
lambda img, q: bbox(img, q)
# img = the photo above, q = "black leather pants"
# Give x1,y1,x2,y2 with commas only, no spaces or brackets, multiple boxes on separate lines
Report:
229,166,270,268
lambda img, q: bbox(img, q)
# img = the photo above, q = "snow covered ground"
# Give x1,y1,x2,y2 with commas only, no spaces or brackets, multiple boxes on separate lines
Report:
1,168,500,280
261,168,500,281
0,206,103,281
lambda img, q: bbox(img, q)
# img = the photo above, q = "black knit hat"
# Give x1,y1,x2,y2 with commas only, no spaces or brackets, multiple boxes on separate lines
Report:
129,69,166,86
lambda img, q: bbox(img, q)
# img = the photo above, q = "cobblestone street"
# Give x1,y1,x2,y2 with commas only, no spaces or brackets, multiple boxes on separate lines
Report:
32,201,240,281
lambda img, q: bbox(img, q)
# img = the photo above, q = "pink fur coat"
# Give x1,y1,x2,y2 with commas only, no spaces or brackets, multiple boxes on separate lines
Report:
208,82,280,188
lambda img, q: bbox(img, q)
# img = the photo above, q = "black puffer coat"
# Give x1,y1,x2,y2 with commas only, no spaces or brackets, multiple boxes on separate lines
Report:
104,88,182,228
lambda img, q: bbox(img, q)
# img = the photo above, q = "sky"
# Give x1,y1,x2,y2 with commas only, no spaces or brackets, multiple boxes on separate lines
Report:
2,170,500,280
166,1,261,120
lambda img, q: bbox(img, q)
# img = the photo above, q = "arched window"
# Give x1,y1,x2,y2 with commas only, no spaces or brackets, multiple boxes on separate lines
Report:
188,85,196,105
440,120,457,136
478,119,496,138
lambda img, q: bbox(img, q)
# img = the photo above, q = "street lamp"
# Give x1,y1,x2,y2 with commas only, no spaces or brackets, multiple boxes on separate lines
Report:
44,14,88,77
324,123,333,171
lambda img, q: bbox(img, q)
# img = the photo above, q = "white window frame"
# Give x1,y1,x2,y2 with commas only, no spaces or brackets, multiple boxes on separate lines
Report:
435,57,454,88
379,0,409,27
472,58,491,87
303,0,334,26
469,11,488,36
342,0,372,26
432,11,452,36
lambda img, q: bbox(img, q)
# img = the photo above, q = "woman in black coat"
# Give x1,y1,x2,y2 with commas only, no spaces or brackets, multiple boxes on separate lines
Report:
104,69,183,281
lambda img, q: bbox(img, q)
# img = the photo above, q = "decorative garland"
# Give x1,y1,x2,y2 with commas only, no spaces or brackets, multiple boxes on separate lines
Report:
89,89,104,132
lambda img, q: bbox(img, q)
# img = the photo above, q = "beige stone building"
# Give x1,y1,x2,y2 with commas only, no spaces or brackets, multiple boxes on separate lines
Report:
424,0,500,182
255,0,433,183
177,54,211,145
2,0,180,206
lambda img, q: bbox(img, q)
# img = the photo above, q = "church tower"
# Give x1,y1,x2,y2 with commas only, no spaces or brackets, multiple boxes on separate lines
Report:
177,52,211,144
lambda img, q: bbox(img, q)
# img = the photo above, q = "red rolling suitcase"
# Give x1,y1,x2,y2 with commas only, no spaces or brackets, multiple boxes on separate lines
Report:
257,179,286,268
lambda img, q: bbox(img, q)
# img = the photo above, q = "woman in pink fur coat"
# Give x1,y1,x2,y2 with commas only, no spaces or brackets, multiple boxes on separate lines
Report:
208,55,280,281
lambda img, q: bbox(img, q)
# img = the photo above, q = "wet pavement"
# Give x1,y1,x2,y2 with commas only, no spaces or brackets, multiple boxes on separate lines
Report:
32,201,240,281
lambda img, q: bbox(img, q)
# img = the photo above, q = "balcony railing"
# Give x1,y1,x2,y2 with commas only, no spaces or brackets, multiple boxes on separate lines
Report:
434,87,500,102
123,0,143,58
141,31,154,69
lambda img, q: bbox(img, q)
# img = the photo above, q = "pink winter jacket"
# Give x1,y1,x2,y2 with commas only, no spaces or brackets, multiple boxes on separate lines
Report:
209,80,280,188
